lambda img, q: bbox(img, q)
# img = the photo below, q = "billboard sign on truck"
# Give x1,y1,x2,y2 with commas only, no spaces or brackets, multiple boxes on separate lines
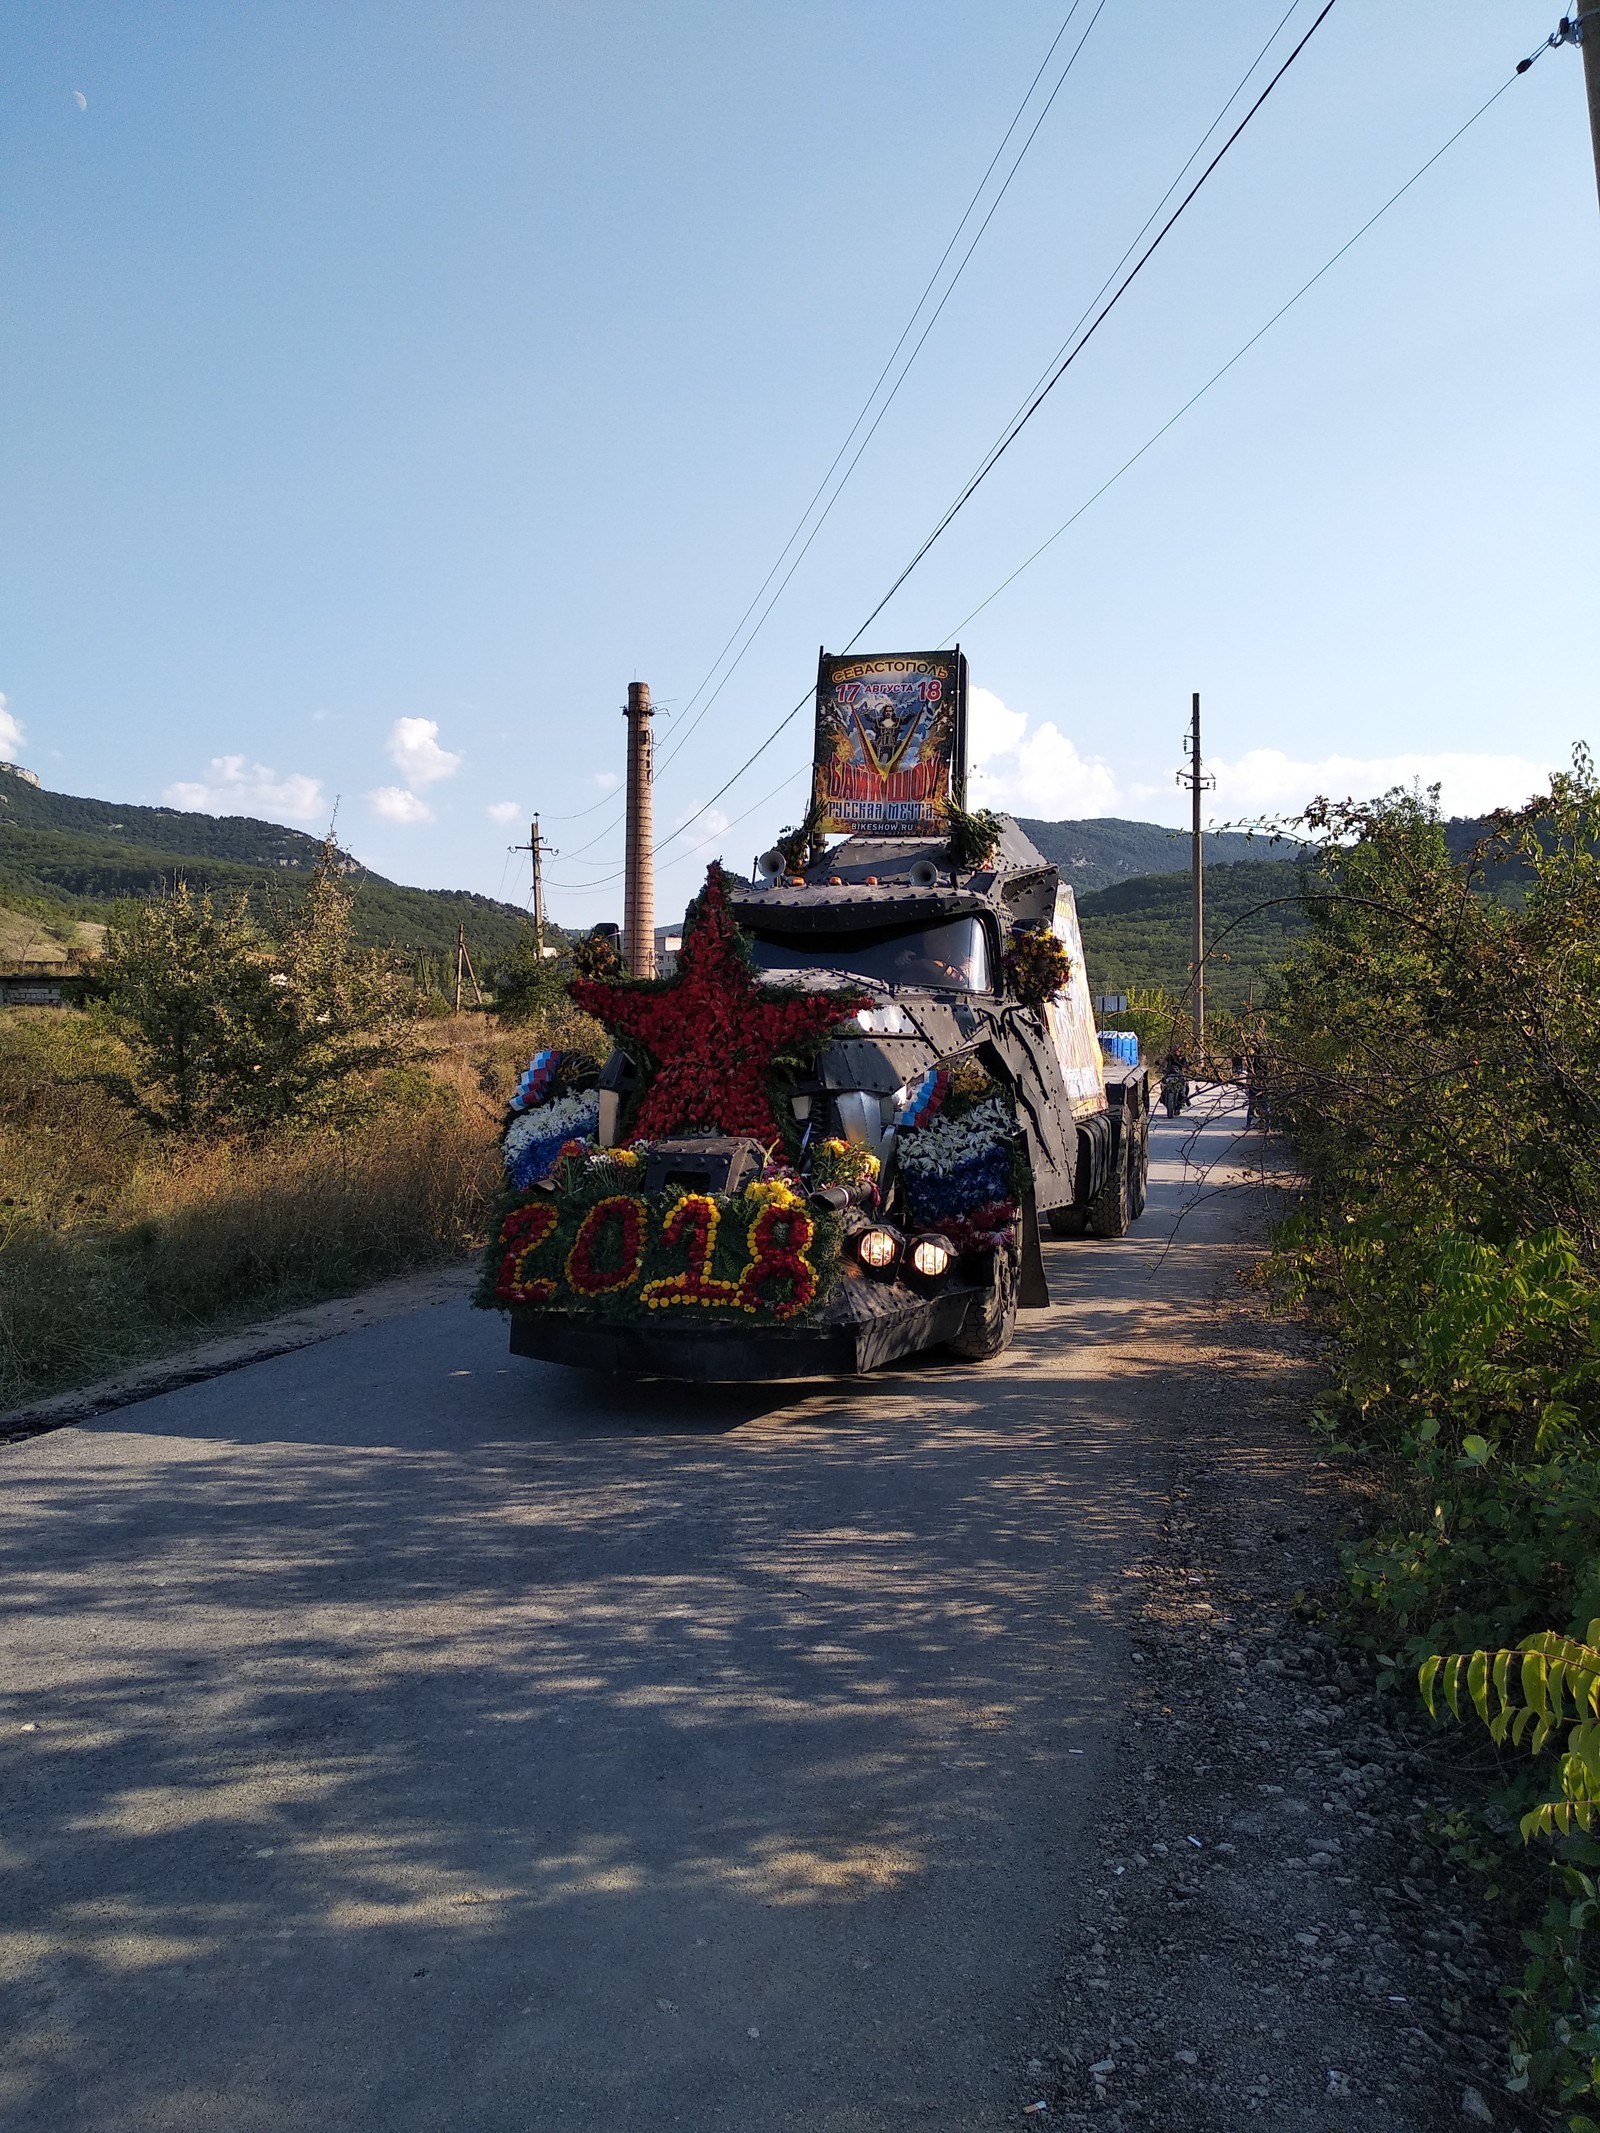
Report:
811,648,967,836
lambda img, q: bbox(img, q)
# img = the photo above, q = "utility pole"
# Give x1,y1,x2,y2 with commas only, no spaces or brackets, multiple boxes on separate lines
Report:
510,816,557,958
454,922,483,1013
1538,14,1600,210
1175,691,1215,1056
623,681,656,978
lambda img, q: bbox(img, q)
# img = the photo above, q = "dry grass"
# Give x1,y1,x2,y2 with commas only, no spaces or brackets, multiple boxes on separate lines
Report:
0,1003,602,1411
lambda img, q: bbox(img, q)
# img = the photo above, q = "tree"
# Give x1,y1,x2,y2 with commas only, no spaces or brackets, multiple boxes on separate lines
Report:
246,843,421,1124
491,925,567,1025
98,843,420,1133
95,884,277,1133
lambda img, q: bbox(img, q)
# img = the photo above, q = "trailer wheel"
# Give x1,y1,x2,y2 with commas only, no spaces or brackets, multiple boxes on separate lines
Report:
1084,1134,1132,1238
947,1240,1020,1361
1129,1118,1149,1221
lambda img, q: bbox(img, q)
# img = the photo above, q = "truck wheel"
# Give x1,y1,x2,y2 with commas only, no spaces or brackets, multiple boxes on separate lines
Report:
947,1240,1020,1361
1046,1205,1085,1238
1084,1136,1132,1238
1129,1120,1149,1221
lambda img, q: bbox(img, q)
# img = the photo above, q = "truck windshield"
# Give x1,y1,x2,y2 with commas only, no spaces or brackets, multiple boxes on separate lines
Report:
748,915,991,993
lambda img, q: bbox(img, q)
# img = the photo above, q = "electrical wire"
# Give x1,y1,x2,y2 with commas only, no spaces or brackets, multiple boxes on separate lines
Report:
943,60,1537,637
549,3,1548,911
646,26,1547,862
650,1,1344,858
652,0,1110,781
850,0,1343,646
537,0,1111,861
544,762,811,895
961,0,1308,487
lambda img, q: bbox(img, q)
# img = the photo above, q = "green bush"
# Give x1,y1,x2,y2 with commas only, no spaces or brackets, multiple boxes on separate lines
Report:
95,844,419,1133
1263,750,1600,2119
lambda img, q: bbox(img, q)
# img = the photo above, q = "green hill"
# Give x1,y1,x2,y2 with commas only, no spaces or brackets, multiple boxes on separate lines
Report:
0,771,543,968
1075,858,1309,1009
1018,815,1298,894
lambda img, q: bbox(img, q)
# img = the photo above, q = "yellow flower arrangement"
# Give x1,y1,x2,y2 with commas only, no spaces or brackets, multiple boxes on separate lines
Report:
745,1175,804,1211
811,1138,879,1192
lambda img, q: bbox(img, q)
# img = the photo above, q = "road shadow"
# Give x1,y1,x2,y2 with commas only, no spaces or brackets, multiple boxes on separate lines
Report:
0,1107,1287,2132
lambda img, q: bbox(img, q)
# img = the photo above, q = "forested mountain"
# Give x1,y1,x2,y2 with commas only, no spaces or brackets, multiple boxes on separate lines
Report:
1075,858,1309,1008
0,771,540,965
0,772,342,867
1018,815,1297,894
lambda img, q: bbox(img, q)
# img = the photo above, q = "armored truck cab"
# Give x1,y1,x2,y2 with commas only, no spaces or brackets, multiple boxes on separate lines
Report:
733,813,1149,1250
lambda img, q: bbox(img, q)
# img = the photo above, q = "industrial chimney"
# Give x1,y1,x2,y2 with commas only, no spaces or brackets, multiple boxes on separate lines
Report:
623,681,656,978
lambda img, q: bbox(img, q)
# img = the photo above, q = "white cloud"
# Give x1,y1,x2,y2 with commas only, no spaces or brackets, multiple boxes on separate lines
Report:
165,755,326,822
369,785,434,824
0,695,26,756
486,800,520,825
593,770,620,793
673,803,730,853
967,687,1121,818
386,716,461,789
963,688,1554,827
1206,748,1557,823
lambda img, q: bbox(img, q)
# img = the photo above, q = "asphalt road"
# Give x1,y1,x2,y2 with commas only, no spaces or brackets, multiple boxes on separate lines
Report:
1,1097,1267,2133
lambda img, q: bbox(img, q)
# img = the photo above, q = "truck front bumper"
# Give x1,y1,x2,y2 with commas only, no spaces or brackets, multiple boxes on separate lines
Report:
508,1280,979,1381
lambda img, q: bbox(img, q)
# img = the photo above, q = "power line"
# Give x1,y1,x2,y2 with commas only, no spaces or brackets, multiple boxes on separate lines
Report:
945,61,1538,637
652,0,1110,782
544,762,811,895
652,3,1344,856
542,0,1113,867
657,27,1547,854
850,0,1343,645
966,0,1308,480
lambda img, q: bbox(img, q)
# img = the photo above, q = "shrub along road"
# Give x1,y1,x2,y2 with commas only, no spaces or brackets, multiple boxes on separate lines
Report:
0,1104,1496,2132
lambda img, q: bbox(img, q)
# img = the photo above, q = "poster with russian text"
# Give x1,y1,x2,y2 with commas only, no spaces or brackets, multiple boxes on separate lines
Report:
811,649,965,837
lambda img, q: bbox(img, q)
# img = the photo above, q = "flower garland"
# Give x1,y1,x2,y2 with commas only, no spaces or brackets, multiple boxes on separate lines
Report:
894,1068,949,1129
493,1203,561,1305
503,1091,601,1190
476,1148,843,1326
510,1049,564,1112
567,862,867,1152
640,1194,744,1311
1002,926,1073,1011
895,1089,1025,1247
564,1194,648,1295
736,1199,819,1319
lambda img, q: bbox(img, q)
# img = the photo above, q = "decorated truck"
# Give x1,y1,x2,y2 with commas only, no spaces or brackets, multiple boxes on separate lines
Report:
477,648,1150,1379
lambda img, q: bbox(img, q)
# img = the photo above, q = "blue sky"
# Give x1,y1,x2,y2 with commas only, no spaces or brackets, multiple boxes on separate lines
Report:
2,1,1595,927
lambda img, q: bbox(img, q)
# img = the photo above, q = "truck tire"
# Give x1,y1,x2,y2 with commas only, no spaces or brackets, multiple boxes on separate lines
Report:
1045,1205,1085,1239
1084,1135,1132,1238
1129,1118,1149,1220
947,1240,1020,1361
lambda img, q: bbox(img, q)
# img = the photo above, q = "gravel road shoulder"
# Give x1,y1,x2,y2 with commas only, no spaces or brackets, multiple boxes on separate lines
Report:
1022,1245,1517,2131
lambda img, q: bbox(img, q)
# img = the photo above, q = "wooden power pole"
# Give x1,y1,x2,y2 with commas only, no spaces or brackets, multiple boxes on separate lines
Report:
453,922,483,1013
511,816,556,958
1540,12,1600,211
1176,691,1215,1054
623,681,656,978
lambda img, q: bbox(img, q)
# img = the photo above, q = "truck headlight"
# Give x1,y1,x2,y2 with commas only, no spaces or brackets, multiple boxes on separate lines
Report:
857,1226,901,1272
909,1234,952,1280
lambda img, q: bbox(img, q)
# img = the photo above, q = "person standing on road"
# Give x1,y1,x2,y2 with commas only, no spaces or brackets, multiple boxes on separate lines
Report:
1160,1051,1189,1119
1244,1048,1268,1131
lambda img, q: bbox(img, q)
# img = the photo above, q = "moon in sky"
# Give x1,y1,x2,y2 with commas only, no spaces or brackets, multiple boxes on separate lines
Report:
72,90,87,111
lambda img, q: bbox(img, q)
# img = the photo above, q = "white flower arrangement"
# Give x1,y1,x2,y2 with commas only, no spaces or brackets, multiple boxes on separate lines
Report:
896,1093,1012,1179
503,1090,601,1174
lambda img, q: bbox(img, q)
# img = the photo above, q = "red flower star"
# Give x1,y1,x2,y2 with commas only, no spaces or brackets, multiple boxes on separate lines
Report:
568,861,867,1147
